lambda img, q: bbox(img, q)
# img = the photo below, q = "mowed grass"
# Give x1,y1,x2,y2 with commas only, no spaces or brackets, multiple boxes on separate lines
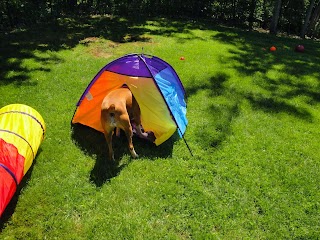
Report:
1,16,320,239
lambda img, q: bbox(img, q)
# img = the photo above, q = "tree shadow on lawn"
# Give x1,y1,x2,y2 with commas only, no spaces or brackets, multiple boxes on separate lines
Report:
184,61,316,151
0,149,42,230
0,16,219,88
184,29,319,145
212,30,320,114
185,72,241,149
0,15,150,87
71,123,175,187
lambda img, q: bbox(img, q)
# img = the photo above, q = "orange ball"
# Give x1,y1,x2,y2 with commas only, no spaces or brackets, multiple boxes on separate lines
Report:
270,46,276,52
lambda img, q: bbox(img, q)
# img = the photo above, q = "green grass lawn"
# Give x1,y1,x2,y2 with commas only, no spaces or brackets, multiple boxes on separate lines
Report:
1,16,320,239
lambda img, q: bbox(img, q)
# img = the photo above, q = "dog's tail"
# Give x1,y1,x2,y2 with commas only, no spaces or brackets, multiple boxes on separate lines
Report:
109,104,116,113
108,104,116,126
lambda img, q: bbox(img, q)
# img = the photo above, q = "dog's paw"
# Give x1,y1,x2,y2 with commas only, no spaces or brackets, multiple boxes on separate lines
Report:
131,152,139,158
131,150,139,158
129,148,139,159
140,132,149,138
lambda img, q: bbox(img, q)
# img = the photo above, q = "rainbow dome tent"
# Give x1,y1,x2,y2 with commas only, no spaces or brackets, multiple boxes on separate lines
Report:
0,104,45,216
72,53,188,146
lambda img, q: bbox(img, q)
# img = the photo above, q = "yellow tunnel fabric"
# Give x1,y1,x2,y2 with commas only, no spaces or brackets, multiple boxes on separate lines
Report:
72,71,176,145
0,104,46,175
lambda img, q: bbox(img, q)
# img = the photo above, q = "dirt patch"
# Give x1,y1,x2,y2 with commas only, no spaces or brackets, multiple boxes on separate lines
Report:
80,35,156,58
88,46,114,58
80,37,118,58
79,37,102,45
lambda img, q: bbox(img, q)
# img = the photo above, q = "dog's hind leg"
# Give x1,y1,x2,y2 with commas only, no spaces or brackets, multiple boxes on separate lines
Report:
105,130,114,161
115,127,121,137
123,124,138,159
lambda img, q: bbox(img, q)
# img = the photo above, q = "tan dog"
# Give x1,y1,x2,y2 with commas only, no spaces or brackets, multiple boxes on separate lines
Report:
101,86,147,161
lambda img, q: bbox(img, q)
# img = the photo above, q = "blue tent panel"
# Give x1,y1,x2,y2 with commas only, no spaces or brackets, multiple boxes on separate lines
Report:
154,67,188,136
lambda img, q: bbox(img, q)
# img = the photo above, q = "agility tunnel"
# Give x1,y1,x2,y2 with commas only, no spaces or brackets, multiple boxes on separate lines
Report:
72,53,188,146
0,104,45,217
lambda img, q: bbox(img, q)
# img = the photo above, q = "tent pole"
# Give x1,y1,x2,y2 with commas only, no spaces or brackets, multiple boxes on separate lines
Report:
178,128,193,157
138,55,192,156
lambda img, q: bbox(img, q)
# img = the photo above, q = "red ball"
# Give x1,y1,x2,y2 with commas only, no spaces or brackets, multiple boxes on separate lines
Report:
295,45,305,53
270,46,276,52
180,57,185,60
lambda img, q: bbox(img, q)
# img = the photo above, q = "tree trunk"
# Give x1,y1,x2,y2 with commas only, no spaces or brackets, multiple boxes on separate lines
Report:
232,0,236,23
262,0,269,29
308,1,320,37
300,0,315,38
270,0,282,34
249,0,257,30
67,0,77,13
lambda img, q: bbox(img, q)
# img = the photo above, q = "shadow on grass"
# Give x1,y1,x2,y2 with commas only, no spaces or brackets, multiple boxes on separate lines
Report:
1,16,148,87
71,123,176,187
183,29,319,151
185,72,230,98
0,150,41,230
185,72,241,149
185,45,317,150
245,93,314,122
2,14,318,90
0,15,222,88
212,30,320,112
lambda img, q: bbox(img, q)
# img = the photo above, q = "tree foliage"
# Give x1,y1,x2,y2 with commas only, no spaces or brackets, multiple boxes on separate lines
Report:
0,0,319,38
